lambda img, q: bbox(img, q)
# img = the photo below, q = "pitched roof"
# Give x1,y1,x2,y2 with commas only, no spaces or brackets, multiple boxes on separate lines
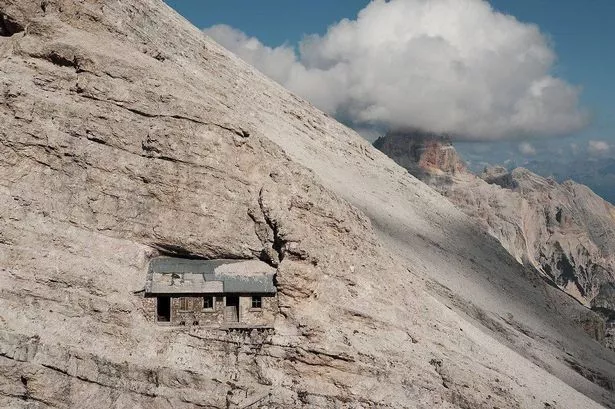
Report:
145,258,276,295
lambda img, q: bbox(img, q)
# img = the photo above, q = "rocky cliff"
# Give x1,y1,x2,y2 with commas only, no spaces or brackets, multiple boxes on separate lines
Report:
1,1,615,408
373,129,466,177
374,131,615,336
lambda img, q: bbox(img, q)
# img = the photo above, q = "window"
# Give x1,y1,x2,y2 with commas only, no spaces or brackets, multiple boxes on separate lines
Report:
251,296,262,309
179,297,189,311
203,296,214,310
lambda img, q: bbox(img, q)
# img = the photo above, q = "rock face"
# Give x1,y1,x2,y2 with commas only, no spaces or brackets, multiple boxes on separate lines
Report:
1,1,615,408
374,130,466,177
374,131,615,324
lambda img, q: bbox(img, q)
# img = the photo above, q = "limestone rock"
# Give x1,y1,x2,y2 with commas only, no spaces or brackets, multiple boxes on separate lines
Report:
374,129,466,177
0,1,614,408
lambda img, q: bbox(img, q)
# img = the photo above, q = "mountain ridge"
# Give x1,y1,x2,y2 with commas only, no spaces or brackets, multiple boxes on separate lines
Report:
374,131,615,345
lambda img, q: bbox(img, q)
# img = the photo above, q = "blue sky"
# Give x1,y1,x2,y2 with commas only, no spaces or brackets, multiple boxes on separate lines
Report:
164,0,614,187
490,0,615,137
165,1,371,46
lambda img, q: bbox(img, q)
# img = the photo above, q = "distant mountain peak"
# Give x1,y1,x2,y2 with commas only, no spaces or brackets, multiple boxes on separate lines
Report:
373,130,466,176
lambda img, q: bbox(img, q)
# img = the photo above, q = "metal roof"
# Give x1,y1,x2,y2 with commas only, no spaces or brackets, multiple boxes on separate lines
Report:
145,257,277,295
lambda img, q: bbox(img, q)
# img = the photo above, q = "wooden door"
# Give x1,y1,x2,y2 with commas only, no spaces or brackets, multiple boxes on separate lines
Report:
224,295,239,322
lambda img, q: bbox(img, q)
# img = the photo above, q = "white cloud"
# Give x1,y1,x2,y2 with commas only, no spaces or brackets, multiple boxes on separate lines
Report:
205,0,587,140
518,142,537,155
587,140,611,156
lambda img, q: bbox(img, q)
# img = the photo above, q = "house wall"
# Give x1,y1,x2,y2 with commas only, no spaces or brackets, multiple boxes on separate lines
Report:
171,296,225,326
142,297,157,322
238,295,278,326
143,294,277,327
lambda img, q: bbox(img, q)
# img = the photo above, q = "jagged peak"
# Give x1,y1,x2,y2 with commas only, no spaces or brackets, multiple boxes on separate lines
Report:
373,129,466,176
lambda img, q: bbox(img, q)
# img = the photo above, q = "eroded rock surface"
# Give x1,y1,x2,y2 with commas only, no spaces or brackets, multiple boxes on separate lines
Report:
0,1,614,408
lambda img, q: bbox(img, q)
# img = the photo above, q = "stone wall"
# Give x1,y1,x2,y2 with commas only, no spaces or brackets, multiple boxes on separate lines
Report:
142,296,157,322
143,295,277,327
239,295,278,326
172,296,224,326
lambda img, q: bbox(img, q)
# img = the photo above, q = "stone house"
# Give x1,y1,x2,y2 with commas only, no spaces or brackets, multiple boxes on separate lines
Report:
143,257,277,328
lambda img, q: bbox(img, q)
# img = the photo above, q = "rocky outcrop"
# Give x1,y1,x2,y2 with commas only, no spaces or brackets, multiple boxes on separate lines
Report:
524,156,615,205
481,166,518,189
374,130,466,177
375,131,615,321
1,1,615,408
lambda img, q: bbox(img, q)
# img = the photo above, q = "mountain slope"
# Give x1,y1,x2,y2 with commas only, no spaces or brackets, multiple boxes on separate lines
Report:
374,131,615,310
0,1,614,408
